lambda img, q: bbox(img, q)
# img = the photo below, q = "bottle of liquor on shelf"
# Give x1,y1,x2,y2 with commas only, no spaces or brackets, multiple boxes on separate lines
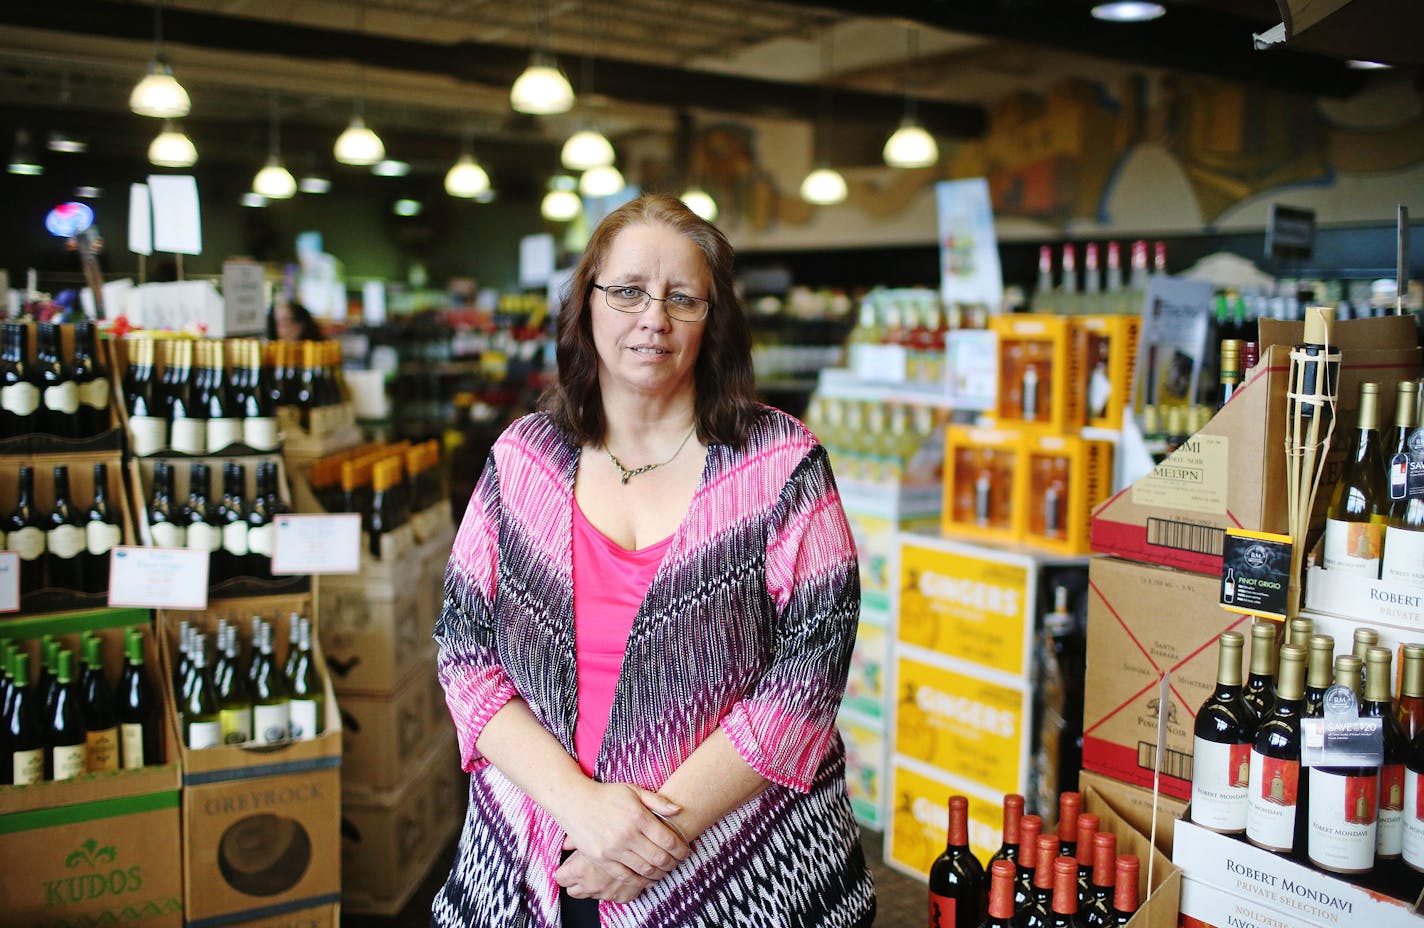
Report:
1072,813,1099,904
1059,244,1079,316
1383,390,1424,586
1242,622,1278,729
930,794,988,928
249,622,289,745
1323,382,1388,576
286,617,324,740
247,461,278,578
1058,792,1083,860
1304,635,1336,718
45,465,86,592
241,340,280,451
367,457,407,558
1192,631,1251,834
1285,617,1314,650
1217,339,1242,409
1307,658,1379,875
117,627,160,768
166,339,205,456
184,462,221,581
182,635,222,750
1082,244,1101,313
217,462,250,580
1332,655,1364,698
1034,593,1084,814
8,465,46,595
7,653,42,784
1399,644,1424,742
1109,855,1139,926
989,794,1025,875
85,463,122,595
73,320,110,437
0,322,41,439
173,621,193,701
216,623,253,745
1048,857,1088,928
36,637,58,712
80,635,119,772
47,649,86,781
1364,647,1407,867
1015,815,1044,916
147,461,186,548
37,322,79,439
200,340,242,453
1083,832,1117,928
127,337,167,456
1033,246,1057,314
1386,380,1419,489
982,858,1018,928
1020,833,1060,928
1246,643,1308,857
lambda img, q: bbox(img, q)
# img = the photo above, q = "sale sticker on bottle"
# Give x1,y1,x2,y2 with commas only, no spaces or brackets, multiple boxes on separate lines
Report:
898,540,1030,676
271,513,361,575
1219,528,1291,620
107,546,210,610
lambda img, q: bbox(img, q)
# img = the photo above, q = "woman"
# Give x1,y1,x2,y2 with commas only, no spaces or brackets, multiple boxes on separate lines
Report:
433,195,873,928
266,295,324,342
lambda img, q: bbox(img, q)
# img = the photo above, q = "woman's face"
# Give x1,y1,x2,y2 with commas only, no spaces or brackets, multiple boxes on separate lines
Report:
274,301,303,341
590,222,709,404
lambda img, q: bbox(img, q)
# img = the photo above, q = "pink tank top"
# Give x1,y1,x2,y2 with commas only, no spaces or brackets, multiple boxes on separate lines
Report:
571,500,673,776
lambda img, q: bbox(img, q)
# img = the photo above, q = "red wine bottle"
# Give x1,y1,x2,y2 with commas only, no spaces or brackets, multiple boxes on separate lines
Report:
1083,832,1117,928
1110,855,1139,926
1246,644,1308,857
930,794,988,928
1303,634,1336,718
1017,834,1059,928
1365,647,1407,865
1191,631,1251,834
1015,815,1043,916
1058,792,1082,860
1073,813,1099,905
1049,857,1088,928
980,859,1017,928
989,794,1025,875
1241,622,1278,729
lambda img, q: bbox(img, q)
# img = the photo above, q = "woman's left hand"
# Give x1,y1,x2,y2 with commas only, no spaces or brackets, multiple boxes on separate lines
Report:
555,847,651,903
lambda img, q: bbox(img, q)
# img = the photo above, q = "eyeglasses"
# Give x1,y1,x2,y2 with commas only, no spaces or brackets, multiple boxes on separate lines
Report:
593,283,709,323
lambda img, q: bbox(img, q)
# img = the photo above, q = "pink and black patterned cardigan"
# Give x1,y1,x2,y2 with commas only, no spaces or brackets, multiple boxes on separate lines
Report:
432,408,875,927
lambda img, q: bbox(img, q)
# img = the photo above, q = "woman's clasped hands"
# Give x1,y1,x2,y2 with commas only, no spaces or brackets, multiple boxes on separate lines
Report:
554,780,692,903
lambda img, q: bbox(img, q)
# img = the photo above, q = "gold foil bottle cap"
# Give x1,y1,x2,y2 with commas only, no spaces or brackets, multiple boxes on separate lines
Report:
1334,655,1363,697
1357,382,1380,431
1288,618,1314,649
1354,627,1380,661
1402,644,1424,699
1216,631,1245,687
1365,646,1393,703
1306,635,1335,688
1396,381,1419,429
1250,622,1279,675
1277,644,1307,700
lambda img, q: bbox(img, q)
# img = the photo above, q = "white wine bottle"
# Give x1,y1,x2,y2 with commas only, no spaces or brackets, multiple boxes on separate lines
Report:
286,617,324,740
1382,381,1423,586
182,635,222,750
1322,382,1388,577
250,623,289,744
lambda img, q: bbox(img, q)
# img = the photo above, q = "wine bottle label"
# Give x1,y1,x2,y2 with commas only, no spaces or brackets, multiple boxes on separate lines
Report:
1382,527,1424,586
1322,518,1383,575
12,748,43,785
220,707,253,745
2,382,40,417
248,523,275,558
187,523,221,554
47,523,85,559
86,521,122,556
170,419,206,456
928,893,956,928
1307,767,1378,872
187,719,223,750
150,522,186,549
79,376,111,411
289,699,320,740
120,722,146,769
1379,763,1405,858
1405,769,1424,870
1190,737,1251,832
52,742,87,781
86,726,120,773
8,525,45,561
1246,749,1299,851
253,702,290,744
128,416,168,457
43,381,80,415
243,417,280,451
206,418,243,454
222,522,250,557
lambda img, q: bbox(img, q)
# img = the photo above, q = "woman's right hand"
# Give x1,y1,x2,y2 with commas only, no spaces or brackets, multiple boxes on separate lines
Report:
553,781,691,884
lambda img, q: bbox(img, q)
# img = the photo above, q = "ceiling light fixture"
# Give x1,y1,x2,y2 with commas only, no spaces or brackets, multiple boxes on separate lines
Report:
7,129,43,176
801,32,848,206
541,175,582,222
335,2,385,165
561,129,615,171
1090,2,1166,22
1347,59,1393,69
241,192,267,208
252,95,296,199
47,132,87,154
578,164,625,198
445,146,491,199
130,3,190,118
75,186,104,199
680,188,718,222
299,175,332,194
800,168,847,206
148,122,197,168
372,159,410,177
394,199,423,217
884,27,939,169
512,0,574,115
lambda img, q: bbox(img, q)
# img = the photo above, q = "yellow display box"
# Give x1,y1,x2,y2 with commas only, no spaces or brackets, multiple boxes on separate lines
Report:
943,424,1023,543
884,760,1005,882
1019,433,1113,555
1074,314,1140,430
989,315,1078,432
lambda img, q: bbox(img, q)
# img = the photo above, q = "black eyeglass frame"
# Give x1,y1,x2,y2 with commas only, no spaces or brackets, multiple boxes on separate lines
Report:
592,283,710,322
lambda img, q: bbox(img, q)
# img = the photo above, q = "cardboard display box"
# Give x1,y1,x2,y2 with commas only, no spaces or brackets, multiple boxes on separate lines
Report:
0,322,125,457
1078,769,1188,859
158,593,344,928
883,757,1009,881
0,609,183,928
1304,564,1424,630
837,710,887,830
1083,556,1251,800
1081,785,1182,928
942,424,1024,544
339,664,451,794
1092,316,1421,576
843,619,889,722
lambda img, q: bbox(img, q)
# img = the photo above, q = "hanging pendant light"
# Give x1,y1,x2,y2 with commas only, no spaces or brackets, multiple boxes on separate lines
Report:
541,175,581,222
800,168,847,206
884,28,939,169
252,95,296,199
680,188,718,222
561,128,614,171
334,113,385,166
800,31,848,207
148,121,197,167
578,164,625,198
511,55,576,115
131,58,191,118
445,153,491,199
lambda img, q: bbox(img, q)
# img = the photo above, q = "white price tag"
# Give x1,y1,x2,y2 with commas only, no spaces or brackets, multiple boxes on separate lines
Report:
107,546,210,610
272,514,362,575
0,551,19,612
852,344,908,383
946,329,999,411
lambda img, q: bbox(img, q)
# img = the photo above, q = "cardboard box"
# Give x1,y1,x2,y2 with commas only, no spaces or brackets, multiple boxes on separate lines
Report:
340,739,461,916
943,424,1024,544
988,314,1080,432
157,594,344,927
883,758,1008,881
316,576,427,697
1020,432,1113,555
1092,316,1421,576
0,323,125,457
1174,813,1423,928
1076,314,1140,431
0,610,183,928
1081,784,1182,928
1304,565,1424,629
843,619,889,722
1083,556,1252,800
338,667,452,793
1079,769,1189,859
838,711,887,829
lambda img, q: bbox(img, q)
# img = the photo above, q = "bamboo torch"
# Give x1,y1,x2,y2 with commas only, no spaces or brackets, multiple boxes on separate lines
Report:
1284,305,1340,619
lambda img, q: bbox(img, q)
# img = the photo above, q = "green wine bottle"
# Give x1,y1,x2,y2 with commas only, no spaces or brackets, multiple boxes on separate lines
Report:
250,622,289,744
8,653,43,785
287,617,324,740
216,623,253,745
182,636,222,750
117,628,159,768
48,650,87,781
80,635,119,773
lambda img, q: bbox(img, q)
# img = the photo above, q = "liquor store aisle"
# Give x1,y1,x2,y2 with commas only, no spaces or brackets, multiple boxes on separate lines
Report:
342,827,925,927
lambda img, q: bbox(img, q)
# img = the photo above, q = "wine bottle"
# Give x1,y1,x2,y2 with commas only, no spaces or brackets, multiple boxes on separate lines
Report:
202,340,242,453
250,622,289,745
147,461,186,548
1399,644,1424,742
1308,663,1379,875
217,462,250,579
1015,815,1043,916
216,624,253,745
1218,339,1242,408
8,653,42,784
0,322,42,439
182,635,222,750
1336,655,1364,699
47,649,86,781
242,340,280,451
1354,628,1380,692
79,635,119,772
1,641,15,727
1365,647,1407,863
368,457,406,558
167,339,205,455
184,462,222,582
1020,834,1060,928
1304,634,1336,718
1058,792,1082,860
1109,855,1139,926
247,461,277,577
287,617,324,740
7,465,47,594
1048,857,1088,928
117,628,159,769
72,321,111,437
1384,380,1423,585
37,322,79,439
1073,813,1100,905
281,611,301,684
1083,833,1117,928
36,636,58,713
1035,591,1085,815
1286,617,1314,650
1192,631,1251,833
173,621,193,700
930,794,988,928
84,463,122,595
45,465,87,593
126,337,167,456
1246,644,1308,856
1323,382,1388,576
982,859,1018,928
989,794,1026,875
1242,622,1278,729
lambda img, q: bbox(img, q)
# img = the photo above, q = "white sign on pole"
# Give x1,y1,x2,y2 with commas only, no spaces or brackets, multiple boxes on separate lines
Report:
147,174,203,255
128,184,153,256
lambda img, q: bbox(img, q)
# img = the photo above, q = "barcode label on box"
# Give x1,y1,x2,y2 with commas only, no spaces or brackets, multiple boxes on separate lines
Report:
1137,741,1193,781
1146,518,1224,556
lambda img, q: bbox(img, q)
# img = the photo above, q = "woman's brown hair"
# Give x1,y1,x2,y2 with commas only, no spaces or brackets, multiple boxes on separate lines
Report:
540,194,758,448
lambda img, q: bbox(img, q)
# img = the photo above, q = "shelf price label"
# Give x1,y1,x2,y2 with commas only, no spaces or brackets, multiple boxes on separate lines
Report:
108,547,210,610
272,514,362,575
